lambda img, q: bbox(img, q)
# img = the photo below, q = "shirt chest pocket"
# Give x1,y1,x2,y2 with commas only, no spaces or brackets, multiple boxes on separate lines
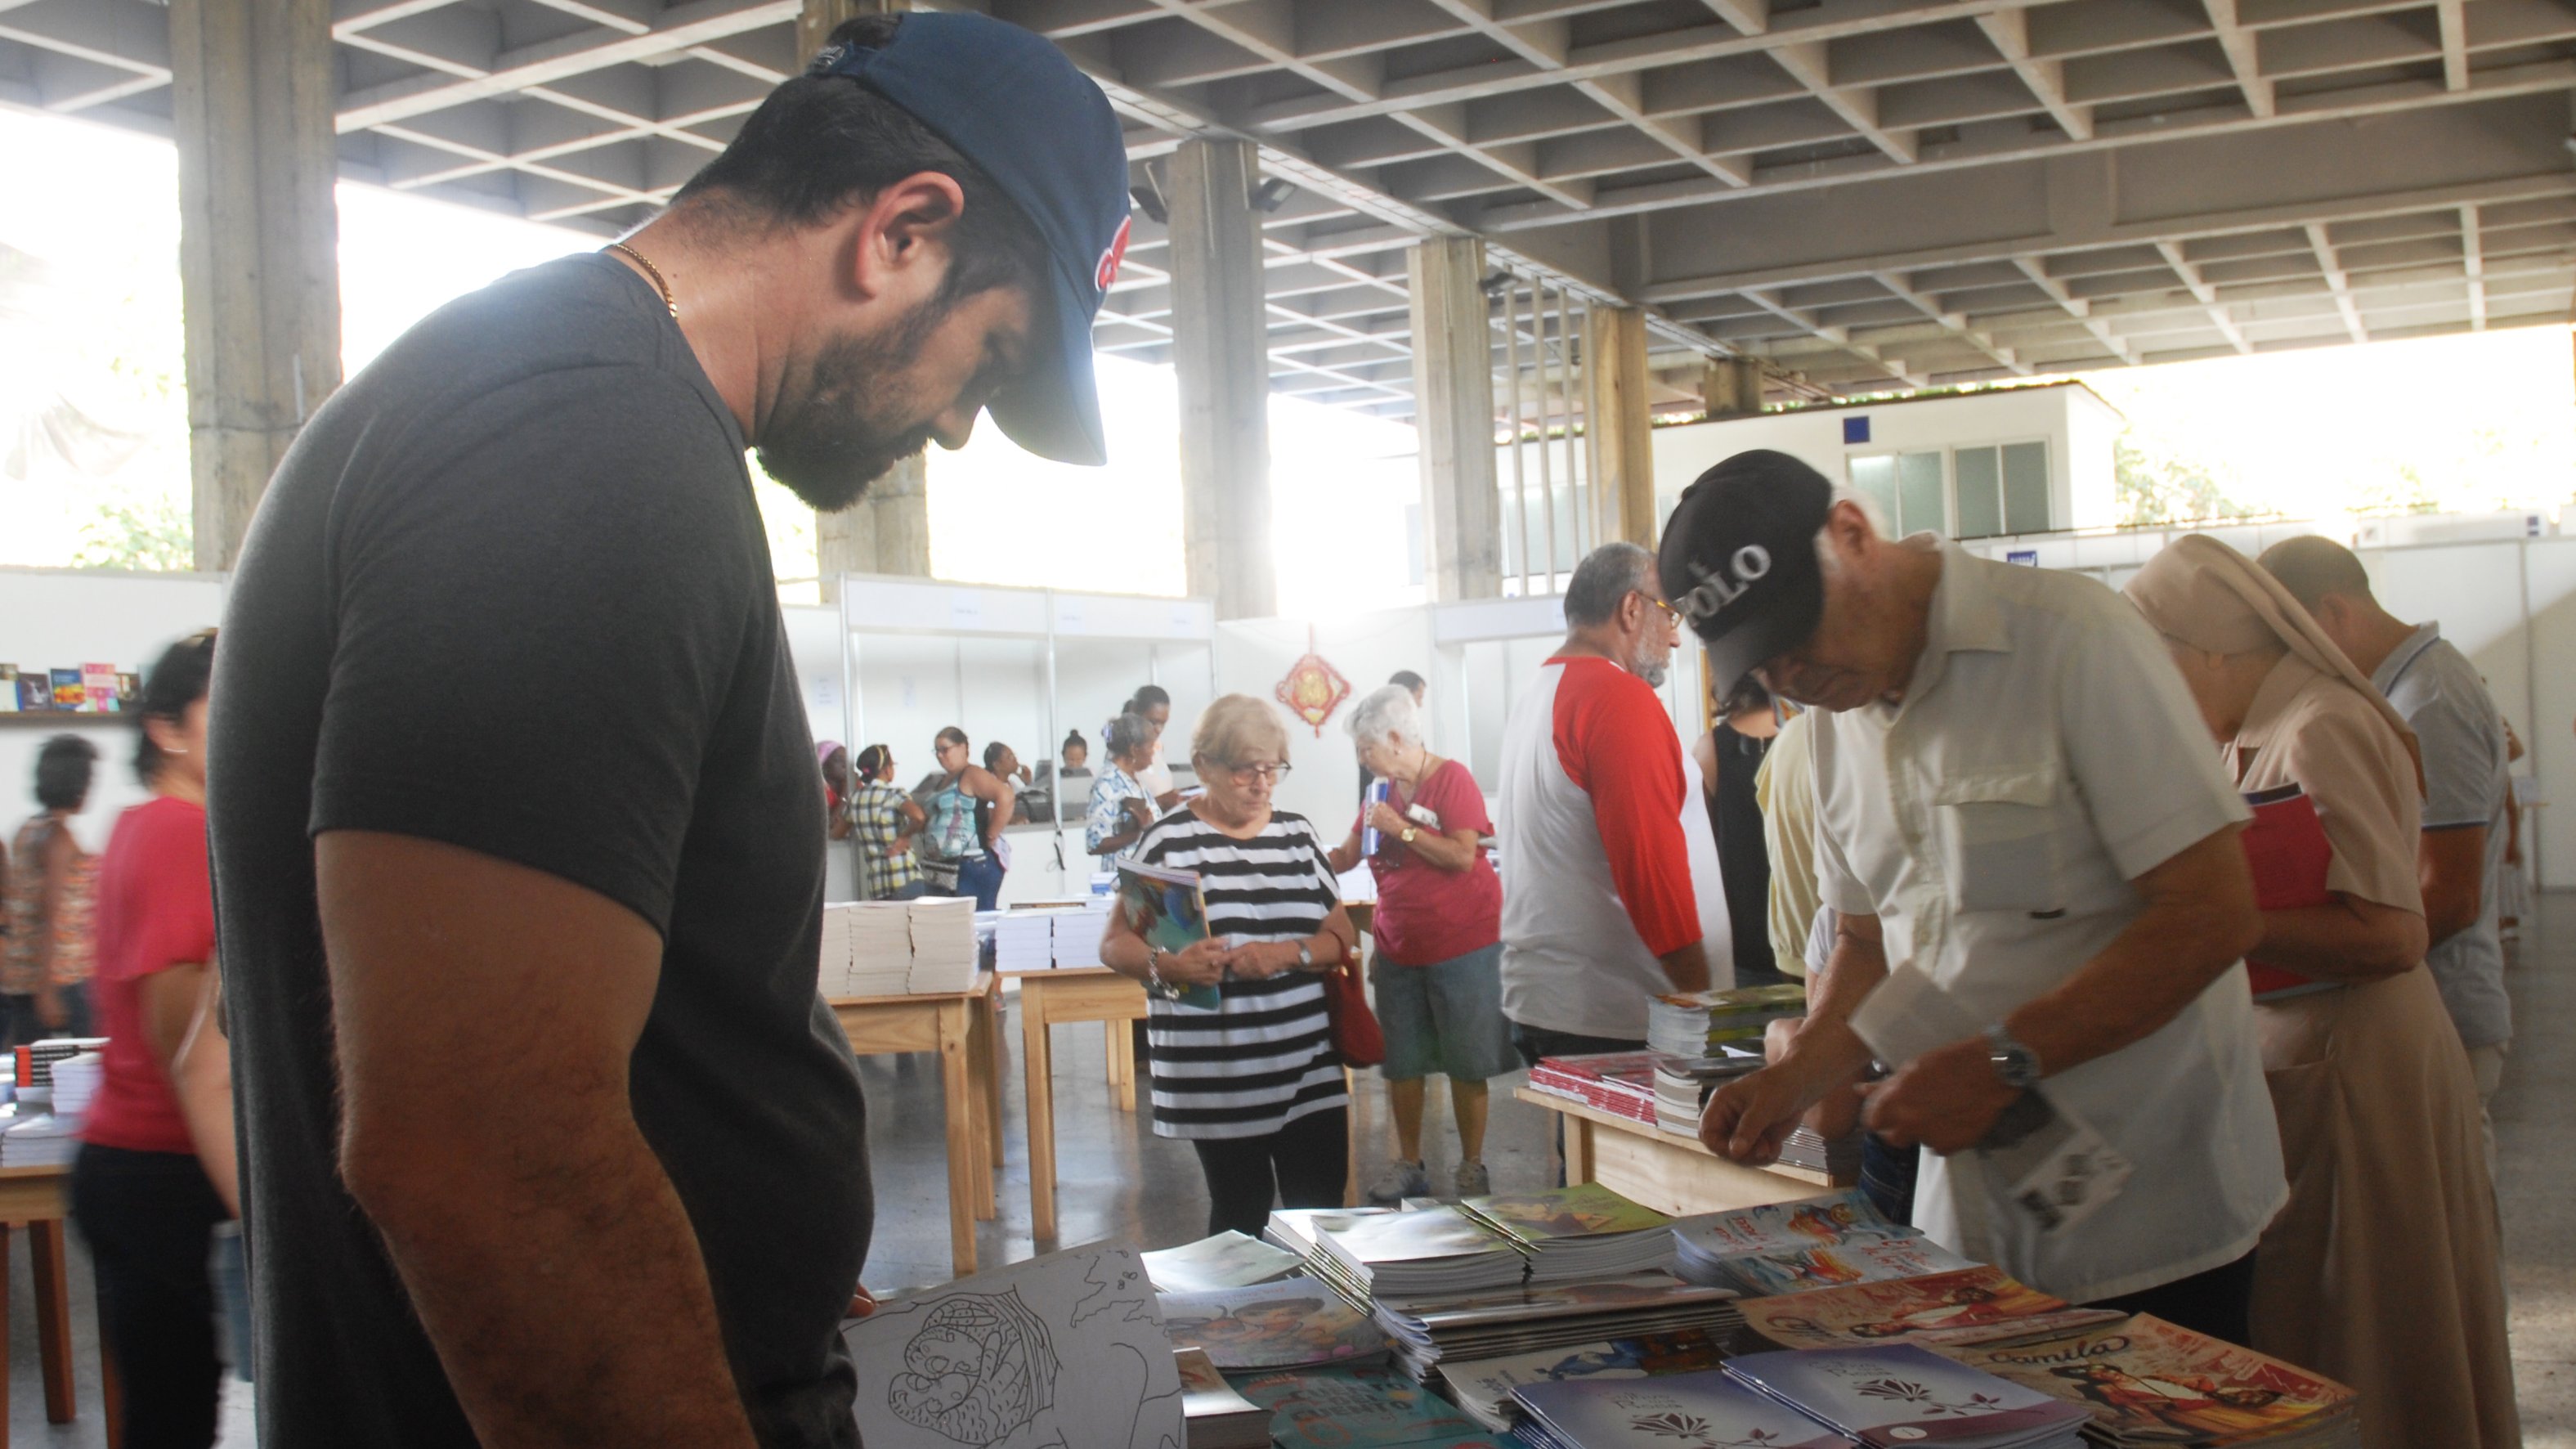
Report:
1931,766,2067,915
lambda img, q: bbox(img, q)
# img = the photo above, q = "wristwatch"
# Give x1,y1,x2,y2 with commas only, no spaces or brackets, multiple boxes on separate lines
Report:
1297,941,1315,971
1983,1023,2043,1091
1400,826,1420,846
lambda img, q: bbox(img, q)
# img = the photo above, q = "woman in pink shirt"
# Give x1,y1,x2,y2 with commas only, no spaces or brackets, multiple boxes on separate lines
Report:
1328,685,1509,1202
74,629,231,1447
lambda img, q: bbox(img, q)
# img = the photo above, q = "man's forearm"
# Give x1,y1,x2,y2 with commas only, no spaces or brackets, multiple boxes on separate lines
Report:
349,1115,759,1448
1656,941,1711,994
1779,928,1884,1083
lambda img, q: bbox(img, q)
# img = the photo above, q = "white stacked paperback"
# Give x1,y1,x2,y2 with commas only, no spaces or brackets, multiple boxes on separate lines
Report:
1725,1344,2090,1448
1315,1205,1526,1301
986,911,1057,974
47,1052,101,1128
906,897,979,993
1,1113,78,1167
840,904,916,997
1054,903,1113,969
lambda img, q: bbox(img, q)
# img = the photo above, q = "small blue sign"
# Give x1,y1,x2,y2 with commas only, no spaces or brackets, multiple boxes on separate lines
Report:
2007,550,2040,567
1842,415,1871,444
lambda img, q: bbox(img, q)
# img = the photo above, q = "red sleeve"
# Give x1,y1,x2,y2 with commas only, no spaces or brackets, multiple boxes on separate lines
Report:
115,806,215,980
1553,662,1698,957
1423,760,1492,837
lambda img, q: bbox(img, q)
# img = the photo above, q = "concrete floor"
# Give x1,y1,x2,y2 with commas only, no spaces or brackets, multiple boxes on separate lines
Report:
11,894,2574,1443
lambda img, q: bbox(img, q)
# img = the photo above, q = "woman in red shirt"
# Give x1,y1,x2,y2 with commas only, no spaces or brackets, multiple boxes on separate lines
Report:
1328,685,1509,1202
74,629,230,1448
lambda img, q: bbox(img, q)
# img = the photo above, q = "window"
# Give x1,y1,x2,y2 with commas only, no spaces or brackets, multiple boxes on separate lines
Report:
1847,451,1945,536
1951,442,2051,538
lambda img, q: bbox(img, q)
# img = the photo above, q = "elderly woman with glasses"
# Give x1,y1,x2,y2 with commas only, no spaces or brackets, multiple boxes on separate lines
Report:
1100,694,1359,1236
1327,685,1508,1202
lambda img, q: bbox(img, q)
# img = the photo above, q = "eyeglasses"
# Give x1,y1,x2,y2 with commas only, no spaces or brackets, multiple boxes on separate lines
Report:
1637,591,1683,626
1223,761,1293,783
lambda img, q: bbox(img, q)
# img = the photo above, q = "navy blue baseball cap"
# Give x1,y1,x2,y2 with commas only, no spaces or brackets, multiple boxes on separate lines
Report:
810,14,1131,467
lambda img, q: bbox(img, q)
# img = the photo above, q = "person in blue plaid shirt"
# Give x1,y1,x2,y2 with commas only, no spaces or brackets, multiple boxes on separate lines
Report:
1084,713,1161,859
849,744,928,900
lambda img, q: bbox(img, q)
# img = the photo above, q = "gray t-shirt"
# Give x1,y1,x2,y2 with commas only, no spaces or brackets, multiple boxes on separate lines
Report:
208,253,868,1447
2373,621,2512,1049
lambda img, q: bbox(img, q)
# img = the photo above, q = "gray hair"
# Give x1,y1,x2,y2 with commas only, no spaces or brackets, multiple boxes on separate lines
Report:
1347,684,1421,750
1562,541,1655,629
1104,711,1154,760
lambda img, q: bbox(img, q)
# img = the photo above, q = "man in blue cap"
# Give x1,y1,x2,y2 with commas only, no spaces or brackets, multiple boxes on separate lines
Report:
207,15,1129,1447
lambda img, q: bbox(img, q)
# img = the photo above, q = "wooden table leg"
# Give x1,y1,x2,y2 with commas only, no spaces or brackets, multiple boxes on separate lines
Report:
1563,1112,1595,1186
32,1218,75,1422
981,980,1006,1171
965,995,997,1222
1114,1021,1138,1113
1024,980,1059,1243
0,1222,13,1433
938,1001,979,1276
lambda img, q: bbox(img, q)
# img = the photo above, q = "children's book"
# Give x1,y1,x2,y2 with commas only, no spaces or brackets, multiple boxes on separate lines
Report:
1158,1278,1387,1371
81,664,119,713
1719,1237,1978,1298
1438,1330,1727,1431
1739,1265,2125,1351
1934,1314,2358,1446
1115,857,1217,1008
1232,1363,1508,1449
1726,1343,2090,1448
1512,1367,1852,1449
1458,1182,1675,1246
48,669,84,711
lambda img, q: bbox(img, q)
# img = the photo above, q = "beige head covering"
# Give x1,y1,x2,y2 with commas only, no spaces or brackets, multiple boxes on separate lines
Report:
2124,534,2422,790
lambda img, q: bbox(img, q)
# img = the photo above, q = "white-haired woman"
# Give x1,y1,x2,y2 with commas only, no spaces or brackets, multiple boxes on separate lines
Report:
1327,685,1508,1201
1100,695,1359,1236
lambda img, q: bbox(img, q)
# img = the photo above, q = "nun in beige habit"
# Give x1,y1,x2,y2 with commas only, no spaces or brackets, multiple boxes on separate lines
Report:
2125,534,2516,1449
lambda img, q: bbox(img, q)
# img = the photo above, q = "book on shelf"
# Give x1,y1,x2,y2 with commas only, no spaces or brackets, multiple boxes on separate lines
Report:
1512,1368,1852,1449
47,669,83,711
1232,1363,1509,1449
115,672,139,710
1143,1229,1304,1294
1436,1328,1729,1432
1158,1278,1389,1371
80,663,119,713
1933,1314,2360,1448
1645,983,1809,1056
1725,1342,2091,1448
1457,1182,1677,1282
1315,1205,1527,1299
1737,1264,2126,1353
14,673,47,712
0,666,16,713
1114,856,1218,1008
1174,1348,1270,1449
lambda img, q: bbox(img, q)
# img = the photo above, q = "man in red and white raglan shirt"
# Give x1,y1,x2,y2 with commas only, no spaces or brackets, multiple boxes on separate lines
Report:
1498,541,1717,1067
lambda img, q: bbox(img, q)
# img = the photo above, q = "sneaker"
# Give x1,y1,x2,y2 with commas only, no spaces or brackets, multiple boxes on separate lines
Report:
1365,1160,1431,1205
1453,1160,1491,1199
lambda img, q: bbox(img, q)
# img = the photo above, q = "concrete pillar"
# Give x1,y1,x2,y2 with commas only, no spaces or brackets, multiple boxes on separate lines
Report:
1581,304,1658,550
804,0,930,601
1167,137,1275,620
170,0,339,572
1700,356,1766,419
1407,238,1502,602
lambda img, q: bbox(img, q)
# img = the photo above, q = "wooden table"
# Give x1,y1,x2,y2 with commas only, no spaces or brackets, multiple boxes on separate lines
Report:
1011,967,1153,1243
1513,1088,1848,1216
0,1163,101,1445
832,975,1002,1276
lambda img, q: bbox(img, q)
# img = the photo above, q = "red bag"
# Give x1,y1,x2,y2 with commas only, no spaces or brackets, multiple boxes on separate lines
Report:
1322,959,1383,1068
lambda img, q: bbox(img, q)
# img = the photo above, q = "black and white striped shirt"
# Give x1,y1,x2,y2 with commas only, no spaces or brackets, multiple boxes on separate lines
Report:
1136,806,1348,1141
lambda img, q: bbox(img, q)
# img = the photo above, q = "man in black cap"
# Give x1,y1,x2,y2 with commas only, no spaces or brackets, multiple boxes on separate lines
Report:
1666,451,2285,1343
208,14,1130,1447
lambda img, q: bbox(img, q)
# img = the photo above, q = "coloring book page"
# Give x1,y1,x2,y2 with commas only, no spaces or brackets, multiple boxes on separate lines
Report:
846,1247,1185,1449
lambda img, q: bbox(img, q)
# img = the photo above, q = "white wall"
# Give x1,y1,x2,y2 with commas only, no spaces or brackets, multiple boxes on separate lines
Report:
1212,608,1440,837
0,568,228,854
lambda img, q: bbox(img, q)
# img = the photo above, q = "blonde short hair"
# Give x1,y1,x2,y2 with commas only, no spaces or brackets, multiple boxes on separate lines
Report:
1191,693,1289,770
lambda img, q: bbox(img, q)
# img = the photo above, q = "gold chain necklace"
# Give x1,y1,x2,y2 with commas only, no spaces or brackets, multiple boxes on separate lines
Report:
605,241,677,319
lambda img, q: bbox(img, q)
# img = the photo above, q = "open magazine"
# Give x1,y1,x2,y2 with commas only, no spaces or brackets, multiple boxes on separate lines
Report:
1115,856,1219,1009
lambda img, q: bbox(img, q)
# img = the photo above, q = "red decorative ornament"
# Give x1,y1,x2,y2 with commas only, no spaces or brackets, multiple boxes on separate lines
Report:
1275,627,1352,738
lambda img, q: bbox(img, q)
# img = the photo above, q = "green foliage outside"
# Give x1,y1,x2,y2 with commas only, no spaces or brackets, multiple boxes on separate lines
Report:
2112,428,2260,527
71,487,192,572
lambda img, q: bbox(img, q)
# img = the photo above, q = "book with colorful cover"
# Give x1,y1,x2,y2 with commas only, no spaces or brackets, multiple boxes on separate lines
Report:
1740,1266,2126,1351
1526,1052,1662,1121
1933,1315,2358,1445
80,663,119,713
1726,1343,2091,1447
1143,1230,1304,1294
1512,1368,1852,1449
1114,856,1218,1008
1158,1278,1388,1370
1459,1182,1675,1246
2239,783,2333,998
1438,1329,1728,1431
1233,1363,1508,1449
1720,1237,1978,1298
48,669,83,711
1674,1190,1911,1260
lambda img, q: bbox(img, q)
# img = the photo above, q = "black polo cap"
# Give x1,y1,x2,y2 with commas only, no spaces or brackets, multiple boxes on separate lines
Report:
1659,449,1834,693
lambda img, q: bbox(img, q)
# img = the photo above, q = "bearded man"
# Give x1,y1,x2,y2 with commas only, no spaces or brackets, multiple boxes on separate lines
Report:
1495,541,1714,1072
206,15,1129,1448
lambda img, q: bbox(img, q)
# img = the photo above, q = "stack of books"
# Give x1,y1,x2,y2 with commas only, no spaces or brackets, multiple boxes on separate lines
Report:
0,1113,78,1167
1512,1367,1848,1449
1377,1272,1743,1383
982,910,1057,973
1264,1206,1393,1263
1144,1230,1305,1294
1458,1183,1678,1283
1934,1314,2361,1447
1644,984,1808,1057
47,1052,101,1128
1159,1279,1390,1371
1736,1264,2127,1352
906,897,979,993
1525,1053,1660,1124
1439,1326,1730,1430
1673,1190,1955,1293
1779,1124,1866,1179
1175,1348,1269,1449
1649,1050,1763,1135
1054,902,1113,969
1315,1206,1529,1301
1726,1343,2091,1447
823,904,915,997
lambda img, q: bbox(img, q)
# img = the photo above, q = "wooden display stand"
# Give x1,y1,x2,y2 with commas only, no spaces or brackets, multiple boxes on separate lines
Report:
0,1163,104,1446
832,974,1003,1276
1012,967,1152,1243
1513,1088,1849,1217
